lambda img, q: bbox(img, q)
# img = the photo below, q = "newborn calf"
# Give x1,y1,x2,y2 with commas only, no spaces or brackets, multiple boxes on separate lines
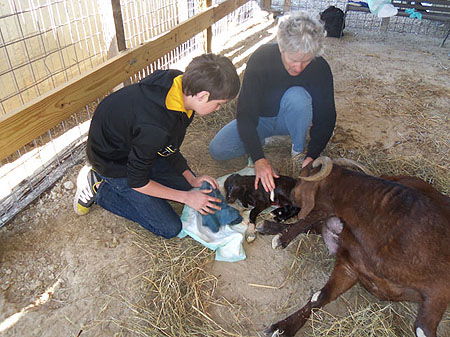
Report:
224,174,297,242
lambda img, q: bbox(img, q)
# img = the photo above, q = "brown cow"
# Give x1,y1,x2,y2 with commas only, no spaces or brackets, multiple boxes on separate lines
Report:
262,157,450,337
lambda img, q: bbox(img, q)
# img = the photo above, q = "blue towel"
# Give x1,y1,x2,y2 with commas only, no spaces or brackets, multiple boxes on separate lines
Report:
405,8,422,20
200,182,242,232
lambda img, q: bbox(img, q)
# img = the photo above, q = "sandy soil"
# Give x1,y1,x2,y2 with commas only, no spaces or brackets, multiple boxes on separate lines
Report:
0,17,449,337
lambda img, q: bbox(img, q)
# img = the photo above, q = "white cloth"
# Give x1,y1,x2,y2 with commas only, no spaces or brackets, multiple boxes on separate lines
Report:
368,0,398,18
377,4,398,18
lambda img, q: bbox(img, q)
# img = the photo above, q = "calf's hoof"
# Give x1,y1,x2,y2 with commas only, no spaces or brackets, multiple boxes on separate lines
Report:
264,325,291,337
264,328,284,337
271,234,282,249
255,221,270,235
256,220,284,235
246,232,257,243
246,222,256,243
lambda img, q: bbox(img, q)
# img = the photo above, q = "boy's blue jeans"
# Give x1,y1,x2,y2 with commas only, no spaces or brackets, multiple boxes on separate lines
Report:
209,86,312,160
95,158,191,238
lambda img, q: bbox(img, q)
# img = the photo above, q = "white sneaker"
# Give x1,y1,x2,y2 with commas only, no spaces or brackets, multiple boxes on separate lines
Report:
291,145,304,158
291,146,306,168
264,135,290,146
73,165,103,215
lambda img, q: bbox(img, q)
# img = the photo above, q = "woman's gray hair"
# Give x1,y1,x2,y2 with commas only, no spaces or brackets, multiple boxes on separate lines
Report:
277,11,325,58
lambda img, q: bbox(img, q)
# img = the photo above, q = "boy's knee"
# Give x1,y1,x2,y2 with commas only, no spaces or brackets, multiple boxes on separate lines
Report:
162,228,181,239
157,222,182,239
139,214,182,239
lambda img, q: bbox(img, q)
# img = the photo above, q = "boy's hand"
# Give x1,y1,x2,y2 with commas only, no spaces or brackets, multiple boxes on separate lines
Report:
189,175,220,190
185,189,222,215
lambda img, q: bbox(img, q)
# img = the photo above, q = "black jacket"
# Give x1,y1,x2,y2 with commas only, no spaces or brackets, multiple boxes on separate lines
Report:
87,69,193,188
236,43,336,161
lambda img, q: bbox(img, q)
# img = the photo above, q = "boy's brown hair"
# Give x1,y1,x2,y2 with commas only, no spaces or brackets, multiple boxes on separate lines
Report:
182,53,240,101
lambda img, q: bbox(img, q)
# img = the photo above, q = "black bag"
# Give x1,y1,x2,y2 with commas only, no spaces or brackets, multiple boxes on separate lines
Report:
320,6,345,38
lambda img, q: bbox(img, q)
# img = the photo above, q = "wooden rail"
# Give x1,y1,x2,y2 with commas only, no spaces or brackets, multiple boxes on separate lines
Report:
0,0,249,161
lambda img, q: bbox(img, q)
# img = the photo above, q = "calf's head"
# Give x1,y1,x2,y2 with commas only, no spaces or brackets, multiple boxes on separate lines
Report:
224,174,245,204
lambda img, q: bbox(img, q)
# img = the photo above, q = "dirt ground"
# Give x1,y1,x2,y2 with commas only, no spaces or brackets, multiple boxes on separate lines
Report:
0,15,449,337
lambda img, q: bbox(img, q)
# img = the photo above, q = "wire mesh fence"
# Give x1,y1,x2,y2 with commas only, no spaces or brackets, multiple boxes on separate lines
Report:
270,0,449,37
0,0,113,116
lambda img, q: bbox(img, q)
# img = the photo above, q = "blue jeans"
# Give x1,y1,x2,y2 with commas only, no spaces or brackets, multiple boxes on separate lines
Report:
95,158,191,238
209,86,312,160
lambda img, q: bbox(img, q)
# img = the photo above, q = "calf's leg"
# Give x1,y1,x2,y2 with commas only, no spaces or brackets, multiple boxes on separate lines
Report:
271,217,323,249
256,220,287,235
258,210,325,240
264,257,357,337
247,203,267,242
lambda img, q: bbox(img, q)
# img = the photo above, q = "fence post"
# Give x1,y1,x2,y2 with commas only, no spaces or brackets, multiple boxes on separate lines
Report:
111,0,126,52
111,0,131,86
206,0,212,53
380,17,390,32
283,0,290,13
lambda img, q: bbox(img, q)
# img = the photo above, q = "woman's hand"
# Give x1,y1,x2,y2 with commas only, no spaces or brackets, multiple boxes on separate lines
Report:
302,156,314,168
254,158,279,192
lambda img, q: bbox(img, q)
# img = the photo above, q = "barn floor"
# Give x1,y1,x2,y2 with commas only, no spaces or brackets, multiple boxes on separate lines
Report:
0,16,449,337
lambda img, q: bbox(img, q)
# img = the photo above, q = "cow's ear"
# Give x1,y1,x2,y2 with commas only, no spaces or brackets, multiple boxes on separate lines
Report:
294,181,319,219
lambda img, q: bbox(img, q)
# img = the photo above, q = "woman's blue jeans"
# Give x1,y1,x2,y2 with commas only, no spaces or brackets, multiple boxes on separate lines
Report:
209,86,313,160
94,158,191,238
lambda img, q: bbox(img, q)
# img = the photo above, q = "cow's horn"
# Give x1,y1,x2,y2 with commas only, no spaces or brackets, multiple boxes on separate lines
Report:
300,156,333,182
332,158,374,176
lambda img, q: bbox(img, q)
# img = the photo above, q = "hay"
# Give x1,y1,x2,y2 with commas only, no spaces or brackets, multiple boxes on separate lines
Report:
308,297,414,337
115,229,247,337
190,100,237,133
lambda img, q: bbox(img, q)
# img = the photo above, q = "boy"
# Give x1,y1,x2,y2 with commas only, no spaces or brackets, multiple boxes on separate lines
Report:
74,53,240,239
